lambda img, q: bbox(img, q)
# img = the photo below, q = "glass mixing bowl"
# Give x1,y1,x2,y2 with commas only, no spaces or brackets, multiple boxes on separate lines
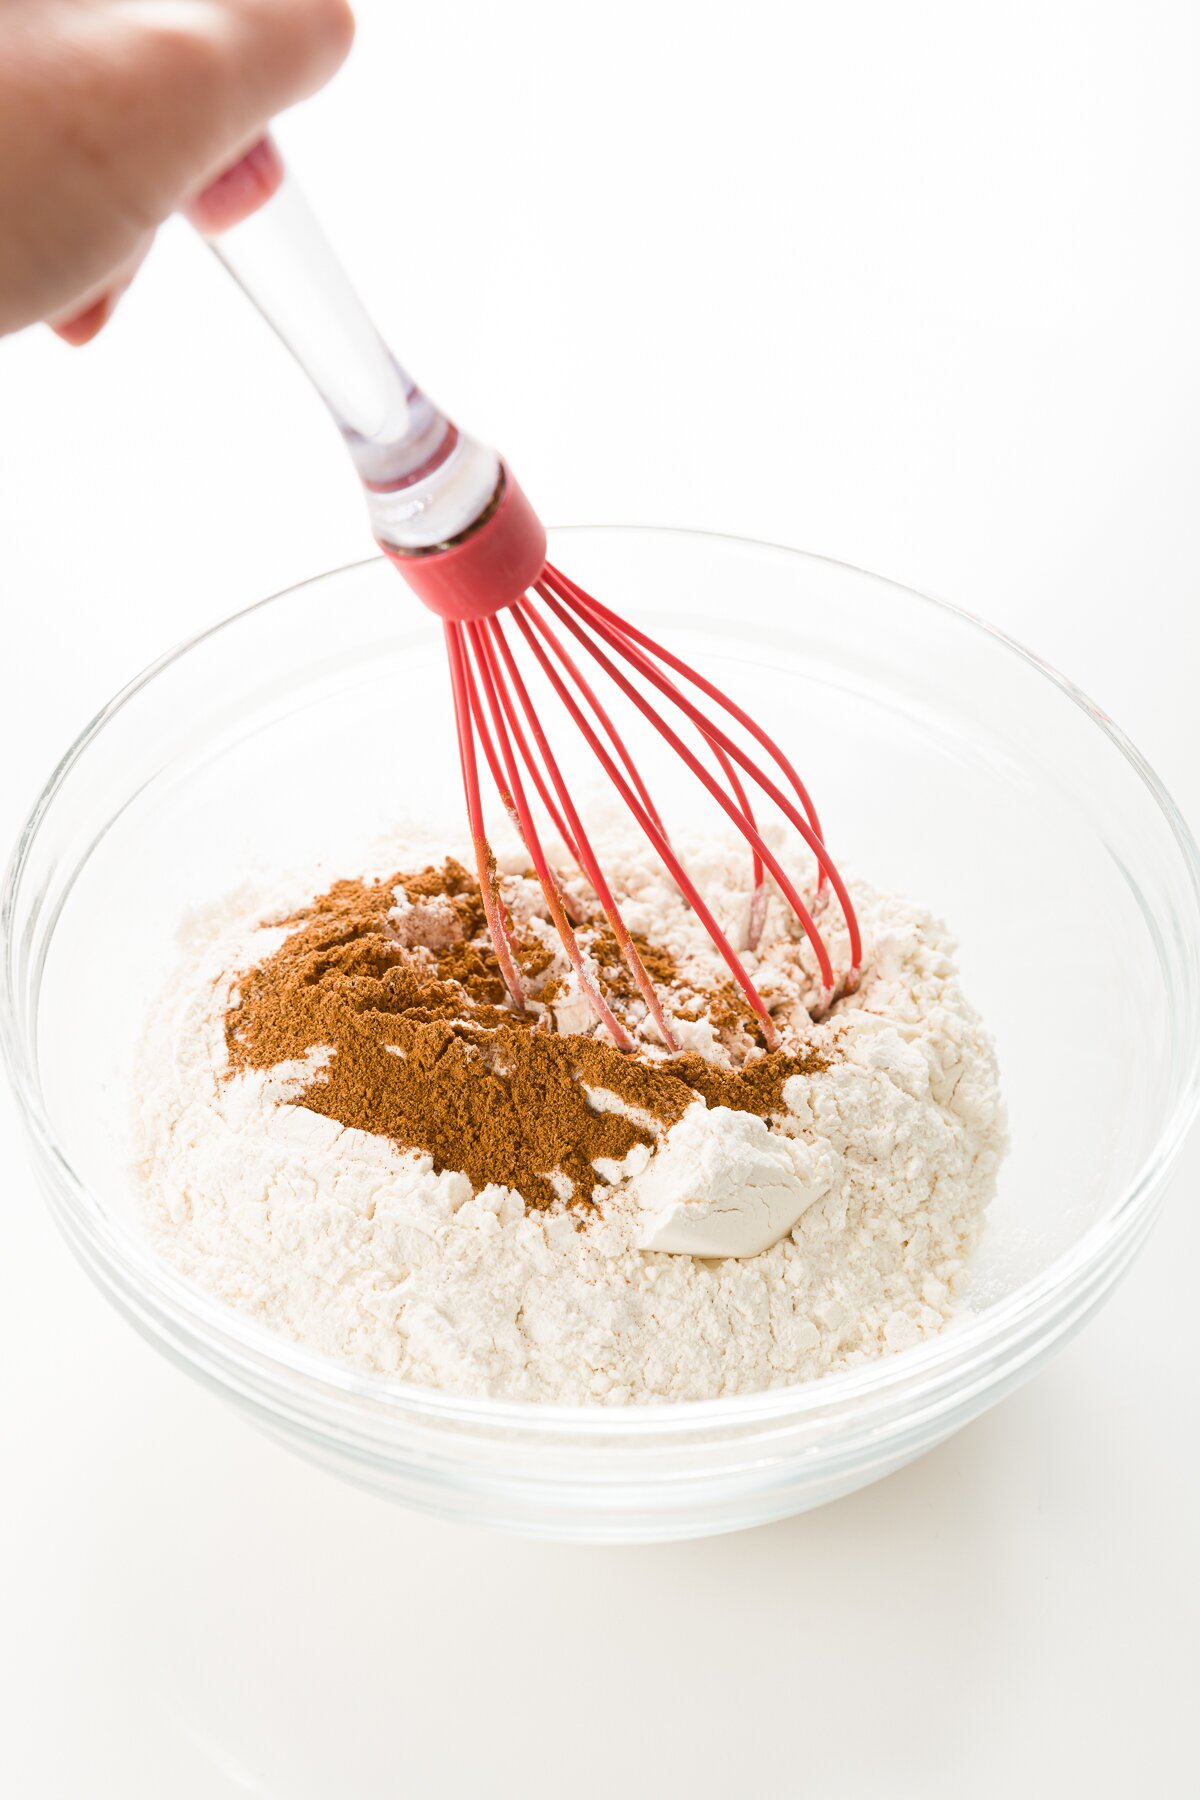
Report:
3,529,1198,1542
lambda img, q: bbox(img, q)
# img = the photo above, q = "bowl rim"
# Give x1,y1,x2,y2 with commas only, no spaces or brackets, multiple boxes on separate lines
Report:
4,525,1199,1436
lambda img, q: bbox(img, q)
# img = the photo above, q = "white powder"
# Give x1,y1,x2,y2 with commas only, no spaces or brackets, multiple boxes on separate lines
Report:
134,829,1006,1404
634,1106,833,1257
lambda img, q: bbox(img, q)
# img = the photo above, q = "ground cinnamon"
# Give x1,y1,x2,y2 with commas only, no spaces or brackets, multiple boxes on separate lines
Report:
224,861,827,1211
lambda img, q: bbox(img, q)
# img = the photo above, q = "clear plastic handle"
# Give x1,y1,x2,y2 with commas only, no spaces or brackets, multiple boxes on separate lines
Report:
189,139,500,551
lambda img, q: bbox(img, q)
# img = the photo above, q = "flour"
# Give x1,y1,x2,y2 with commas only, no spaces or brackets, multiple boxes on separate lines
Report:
134,828,1006,1404
633,1106,833,1256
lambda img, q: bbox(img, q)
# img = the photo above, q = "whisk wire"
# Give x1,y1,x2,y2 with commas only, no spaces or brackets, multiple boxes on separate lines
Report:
534,588,840,991
485,615,680,1051
448,564,860,1052
466,624,581,865
537,582,768,939
590,600,769,944
513,596,784,1049
444,621,529,1010
701,735,768,947
544,566,841,912
464,620,635,1051
456,638,526,846
524,585,670,844
540,573,862,971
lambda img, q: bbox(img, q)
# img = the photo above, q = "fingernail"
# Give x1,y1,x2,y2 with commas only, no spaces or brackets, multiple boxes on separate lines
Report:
186,136,285,237
51,287,120,347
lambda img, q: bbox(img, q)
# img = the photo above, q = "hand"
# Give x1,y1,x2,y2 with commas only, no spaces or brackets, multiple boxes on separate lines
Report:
0,0,355,343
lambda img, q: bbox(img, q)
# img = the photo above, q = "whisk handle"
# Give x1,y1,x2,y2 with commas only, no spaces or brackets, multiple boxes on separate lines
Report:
186,138,501,553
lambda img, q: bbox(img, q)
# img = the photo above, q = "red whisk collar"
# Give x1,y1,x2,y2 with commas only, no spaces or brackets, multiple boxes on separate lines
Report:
381,464,547,623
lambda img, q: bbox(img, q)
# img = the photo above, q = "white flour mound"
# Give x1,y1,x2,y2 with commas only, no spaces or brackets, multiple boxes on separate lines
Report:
135,830,1006,1404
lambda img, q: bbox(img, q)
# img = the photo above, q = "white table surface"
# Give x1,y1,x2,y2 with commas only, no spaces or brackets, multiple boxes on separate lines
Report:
1,4,1197,1792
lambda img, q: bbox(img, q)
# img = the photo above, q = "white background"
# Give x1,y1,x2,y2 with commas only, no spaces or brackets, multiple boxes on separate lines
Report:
1,1,1198,1792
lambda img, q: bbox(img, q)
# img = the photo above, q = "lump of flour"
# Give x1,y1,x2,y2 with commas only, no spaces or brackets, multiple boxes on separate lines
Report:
134,828,1006,1404
633,1106,834,1257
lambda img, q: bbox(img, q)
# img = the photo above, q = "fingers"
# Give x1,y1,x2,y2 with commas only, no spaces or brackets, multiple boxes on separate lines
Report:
139,0,357,199
49,226,156,345
202,0,357,126
51,292,122,348
182,133,284,236
0,0,356,338
69,1,357,230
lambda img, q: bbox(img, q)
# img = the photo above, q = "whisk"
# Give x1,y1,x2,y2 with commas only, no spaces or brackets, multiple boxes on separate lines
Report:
189,139,861,1052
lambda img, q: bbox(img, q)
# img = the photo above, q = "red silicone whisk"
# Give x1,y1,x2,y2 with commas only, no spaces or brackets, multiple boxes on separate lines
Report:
189,139,861,1052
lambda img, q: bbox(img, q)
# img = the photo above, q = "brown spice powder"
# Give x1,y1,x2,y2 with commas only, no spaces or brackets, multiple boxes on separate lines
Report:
224,861,827,1211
